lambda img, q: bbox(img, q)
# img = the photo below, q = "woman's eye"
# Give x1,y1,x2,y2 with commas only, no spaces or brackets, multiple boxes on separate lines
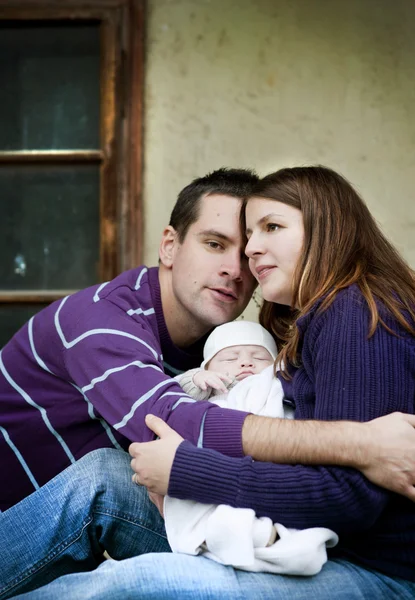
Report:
266,223,279,232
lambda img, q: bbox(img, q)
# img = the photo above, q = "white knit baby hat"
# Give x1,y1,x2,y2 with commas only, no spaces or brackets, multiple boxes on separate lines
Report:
201,321,278,369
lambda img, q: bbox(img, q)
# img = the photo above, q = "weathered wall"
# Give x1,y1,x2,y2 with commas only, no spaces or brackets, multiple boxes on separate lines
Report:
143,0,415,319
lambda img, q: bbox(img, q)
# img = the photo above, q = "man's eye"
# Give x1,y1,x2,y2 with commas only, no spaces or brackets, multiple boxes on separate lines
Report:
207,241,223,250
266,223,280,232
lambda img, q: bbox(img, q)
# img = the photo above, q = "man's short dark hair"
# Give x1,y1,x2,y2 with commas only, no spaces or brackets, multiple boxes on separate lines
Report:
169,168,259,242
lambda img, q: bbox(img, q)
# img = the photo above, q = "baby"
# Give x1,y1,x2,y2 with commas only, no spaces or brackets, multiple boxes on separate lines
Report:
176,320,281,411
165,321,337,575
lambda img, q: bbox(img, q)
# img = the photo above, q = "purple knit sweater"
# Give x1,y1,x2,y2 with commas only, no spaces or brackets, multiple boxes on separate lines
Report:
0,266,247,511
169,286,415,582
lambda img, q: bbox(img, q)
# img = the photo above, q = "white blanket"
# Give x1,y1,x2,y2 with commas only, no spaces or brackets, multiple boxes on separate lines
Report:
165,366,338,575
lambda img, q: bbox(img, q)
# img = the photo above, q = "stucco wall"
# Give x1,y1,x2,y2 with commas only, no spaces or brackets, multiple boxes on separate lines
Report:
143,0,415,319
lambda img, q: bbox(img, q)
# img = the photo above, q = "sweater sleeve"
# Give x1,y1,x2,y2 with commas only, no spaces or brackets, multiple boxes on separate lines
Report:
62,297,247,453
168,290,415,534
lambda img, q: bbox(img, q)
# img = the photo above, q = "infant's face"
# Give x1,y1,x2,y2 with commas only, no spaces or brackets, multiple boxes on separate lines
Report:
207,344,273,381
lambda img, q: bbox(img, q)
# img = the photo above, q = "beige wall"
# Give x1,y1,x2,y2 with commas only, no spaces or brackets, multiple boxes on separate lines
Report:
143,0,415,319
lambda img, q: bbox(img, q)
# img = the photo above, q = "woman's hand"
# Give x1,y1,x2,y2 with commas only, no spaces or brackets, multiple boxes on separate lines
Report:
129,414,184,496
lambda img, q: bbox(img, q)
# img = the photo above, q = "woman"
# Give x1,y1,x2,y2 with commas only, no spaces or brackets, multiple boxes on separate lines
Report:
131,166,415,596
9,166,415,599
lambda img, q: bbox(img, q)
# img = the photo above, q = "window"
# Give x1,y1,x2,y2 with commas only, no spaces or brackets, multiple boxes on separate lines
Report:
0,0,144,347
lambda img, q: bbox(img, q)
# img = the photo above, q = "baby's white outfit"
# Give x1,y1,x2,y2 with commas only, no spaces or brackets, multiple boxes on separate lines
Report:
165,365,338,575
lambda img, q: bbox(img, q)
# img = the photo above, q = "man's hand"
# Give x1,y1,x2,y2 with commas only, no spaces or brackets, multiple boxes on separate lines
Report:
129,414,184,496
361,412,415,501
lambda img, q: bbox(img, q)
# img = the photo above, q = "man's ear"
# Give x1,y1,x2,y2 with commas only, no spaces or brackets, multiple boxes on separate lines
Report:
159,226,179,268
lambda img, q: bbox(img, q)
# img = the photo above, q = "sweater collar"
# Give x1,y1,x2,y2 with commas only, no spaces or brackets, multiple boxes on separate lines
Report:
147,266,208,371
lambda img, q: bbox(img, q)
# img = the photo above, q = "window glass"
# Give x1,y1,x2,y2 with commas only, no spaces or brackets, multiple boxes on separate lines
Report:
0,21,100,150
0,165,100,290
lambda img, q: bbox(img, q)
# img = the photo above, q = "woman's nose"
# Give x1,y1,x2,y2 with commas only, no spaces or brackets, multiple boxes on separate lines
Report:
245,234,263,258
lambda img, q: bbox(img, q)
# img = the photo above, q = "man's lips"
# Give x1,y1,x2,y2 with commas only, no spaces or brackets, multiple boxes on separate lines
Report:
209,287,238,303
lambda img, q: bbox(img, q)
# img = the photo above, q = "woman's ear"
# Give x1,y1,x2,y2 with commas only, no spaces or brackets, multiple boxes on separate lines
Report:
159,226,179,268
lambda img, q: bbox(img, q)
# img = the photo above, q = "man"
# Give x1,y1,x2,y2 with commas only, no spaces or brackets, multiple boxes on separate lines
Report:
1,169,414,599
0,169,258,511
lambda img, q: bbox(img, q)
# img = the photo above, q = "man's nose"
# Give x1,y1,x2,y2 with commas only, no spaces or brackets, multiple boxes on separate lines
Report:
219,251,243,281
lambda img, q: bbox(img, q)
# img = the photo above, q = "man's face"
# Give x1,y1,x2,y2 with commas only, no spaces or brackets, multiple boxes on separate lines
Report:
166,194,256,332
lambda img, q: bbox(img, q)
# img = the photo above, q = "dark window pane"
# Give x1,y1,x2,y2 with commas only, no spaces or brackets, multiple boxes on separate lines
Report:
0,303,46,349
0,165,100,290
0,21,100,150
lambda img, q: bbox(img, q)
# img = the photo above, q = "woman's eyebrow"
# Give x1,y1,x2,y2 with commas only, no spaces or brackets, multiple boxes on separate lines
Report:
258,213,284,224
246,213,285,233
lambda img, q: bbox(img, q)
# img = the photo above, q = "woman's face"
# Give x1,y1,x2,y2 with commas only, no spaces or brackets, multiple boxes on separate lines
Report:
244,197,304,306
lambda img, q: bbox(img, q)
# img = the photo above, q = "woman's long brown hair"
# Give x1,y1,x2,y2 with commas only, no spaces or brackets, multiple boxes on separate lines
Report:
242,166,415,374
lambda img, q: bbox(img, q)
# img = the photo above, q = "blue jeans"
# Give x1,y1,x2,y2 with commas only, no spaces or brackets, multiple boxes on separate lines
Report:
0,449,169,599
1,449,415,600
12,554,415,600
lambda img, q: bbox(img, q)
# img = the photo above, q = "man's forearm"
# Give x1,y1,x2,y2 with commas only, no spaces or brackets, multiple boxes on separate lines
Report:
242,412,415,501
242,415,365,468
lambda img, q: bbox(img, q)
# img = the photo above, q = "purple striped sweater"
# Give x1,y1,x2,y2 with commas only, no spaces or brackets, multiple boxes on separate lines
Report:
0,266,247,511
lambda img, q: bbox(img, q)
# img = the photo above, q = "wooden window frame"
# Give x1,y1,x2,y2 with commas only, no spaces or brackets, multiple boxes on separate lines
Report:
0,0,145,305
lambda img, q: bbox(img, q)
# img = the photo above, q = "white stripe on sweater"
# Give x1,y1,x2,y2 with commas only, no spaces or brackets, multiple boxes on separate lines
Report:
0,350,76,464
93,281,110,303
71,383,124,451
82,361,162,393
134,268,148,290
113,379,173,430
0,426,39,491
54,297,158,359
29,314,123,453
127,307,155,317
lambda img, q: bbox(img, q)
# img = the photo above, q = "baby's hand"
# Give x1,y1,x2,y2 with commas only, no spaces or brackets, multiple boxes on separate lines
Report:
193,370,234,394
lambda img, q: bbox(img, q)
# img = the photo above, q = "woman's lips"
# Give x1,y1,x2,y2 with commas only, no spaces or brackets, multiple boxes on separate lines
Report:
256,266,276,281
